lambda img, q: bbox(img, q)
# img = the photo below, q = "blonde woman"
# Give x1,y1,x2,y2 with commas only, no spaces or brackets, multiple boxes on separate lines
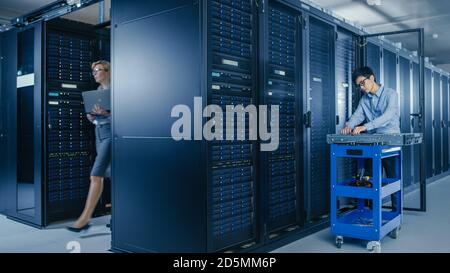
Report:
68,60,111,232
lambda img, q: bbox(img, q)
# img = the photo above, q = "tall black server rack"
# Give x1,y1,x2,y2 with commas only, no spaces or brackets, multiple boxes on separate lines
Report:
259,0,303,239
112,0,258,253
0,18,111,227
433,70,442,176
305,16,335,221
110,0,443,252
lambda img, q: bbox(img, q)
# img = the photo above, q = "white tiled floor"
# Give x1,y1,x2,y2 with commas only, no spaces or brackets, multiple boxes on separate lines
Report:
273,176,450,253
0,215,111,253
0,176,449,253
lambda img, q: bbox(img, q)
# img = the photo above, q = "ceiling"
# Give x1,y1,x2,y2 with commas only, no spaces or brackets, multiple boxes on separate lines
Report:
0,0,111,28
308,0,450,71
1,0,450,70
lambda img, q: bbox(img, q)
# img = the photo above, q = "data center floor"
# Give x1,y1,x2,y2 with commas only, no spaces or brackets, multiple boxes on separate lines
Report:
274,175,450,253
0,175,449,253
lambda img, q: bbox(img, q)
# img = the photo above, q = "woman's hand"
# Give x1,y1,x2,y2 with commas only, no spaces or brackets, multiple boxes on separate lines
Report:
91,104,110,117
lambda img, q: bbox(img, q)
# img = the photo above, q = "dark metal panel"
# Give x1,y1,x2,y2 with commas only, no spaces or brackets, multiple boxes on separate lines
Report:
399,56,412,187
307,16,335,220
382,49,397,90
365,42,381,81
112,1,204,252
411,63,421,184
442,76,449,172
112,138,205,252
113,6,200,138
425,68,433,178
433,72,442,175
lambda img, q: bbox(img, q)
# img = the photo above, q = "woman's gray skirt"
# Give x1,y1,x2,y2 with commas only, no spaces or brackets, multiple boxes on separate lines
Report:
90,123,111,177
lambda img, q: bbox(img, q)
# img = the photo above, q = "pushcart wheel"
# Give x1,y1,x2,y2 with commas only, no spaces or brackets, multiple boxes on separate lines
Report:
335,236,344,249
389,227,399,239
367,241,381,253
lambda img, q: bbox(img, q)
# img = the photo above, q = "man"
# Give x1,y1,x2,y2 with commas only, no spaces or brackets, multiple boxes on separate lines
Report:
341,66,400,210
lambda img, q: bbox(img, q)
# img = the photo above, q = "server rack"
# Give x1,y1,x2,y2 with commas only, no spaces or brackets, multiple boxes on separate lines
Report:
207,0,258,251
305,15,335,221
109,0,445,253
433,70,442,176
0,18,110,227
45,19,104,223
259,0,303,239
335,28,357,205
425,67,433,178
0,23,44,226
111,0,259,253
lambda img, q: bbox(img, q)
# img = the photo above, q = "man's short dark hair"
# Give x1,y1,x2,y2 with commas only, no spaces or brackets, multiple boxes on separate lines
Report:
352,66,376,83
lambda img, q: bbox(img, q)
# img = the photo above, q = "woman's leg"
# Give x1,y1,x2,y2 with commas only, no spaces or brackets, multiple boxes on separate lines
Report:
73,176,104,228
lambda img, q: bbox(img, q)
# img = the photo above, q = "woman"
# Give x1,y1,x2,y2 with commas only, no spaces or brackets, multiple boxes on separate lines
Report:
67,60,111,232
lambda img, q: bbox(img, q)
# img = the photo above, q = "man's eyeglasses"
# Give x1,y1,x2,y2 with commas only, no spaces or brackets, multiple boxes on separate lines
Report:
357,78,368,88
92,68,108,75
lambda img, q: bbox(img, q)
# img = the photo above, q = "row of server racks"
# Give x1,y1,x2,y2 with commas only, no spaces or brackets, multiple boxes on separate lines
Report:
110,0,450,253
0,18,111,227
365,39,450,187
0,0,448,252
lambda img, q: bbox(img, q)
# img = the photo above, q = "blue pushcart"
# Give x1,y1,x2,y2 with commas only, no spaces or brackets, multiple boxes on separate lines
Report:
330,144,402,253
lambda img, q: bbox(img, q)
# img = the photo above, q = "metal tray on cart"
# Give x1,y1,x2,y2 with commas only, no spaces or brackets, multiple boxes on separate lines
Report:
327,133,423,146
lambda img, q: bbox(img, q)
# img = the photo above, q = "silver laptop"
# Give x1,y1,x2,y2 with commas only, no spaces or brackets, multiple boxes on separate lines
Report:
82,89,111,114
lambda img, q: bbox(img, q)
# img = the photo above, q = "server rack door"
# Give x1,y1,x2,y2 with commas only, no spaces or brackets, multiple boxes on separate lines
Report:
1,23,44,227
365,42,381,80
433,72,442,175
411,63,421,184
306,17,335,220
425,68,433,178
335,28,356,198
399,56,412,187
207,0,258,251
261,0,301,238
442,76,449,172
0,30,17,214
112,0,206,252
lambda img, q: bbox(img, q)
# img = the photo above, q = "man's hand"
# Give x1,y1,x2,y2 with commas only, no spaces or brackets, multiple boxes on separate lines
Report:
91,104,110,117
352,126,367,135
341,126,353,135
86,114,95,122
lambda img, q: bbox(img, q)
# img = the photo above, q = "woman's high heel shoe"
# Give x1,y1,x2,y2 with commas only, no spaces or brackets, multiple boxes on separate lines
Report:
66,223,91,233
